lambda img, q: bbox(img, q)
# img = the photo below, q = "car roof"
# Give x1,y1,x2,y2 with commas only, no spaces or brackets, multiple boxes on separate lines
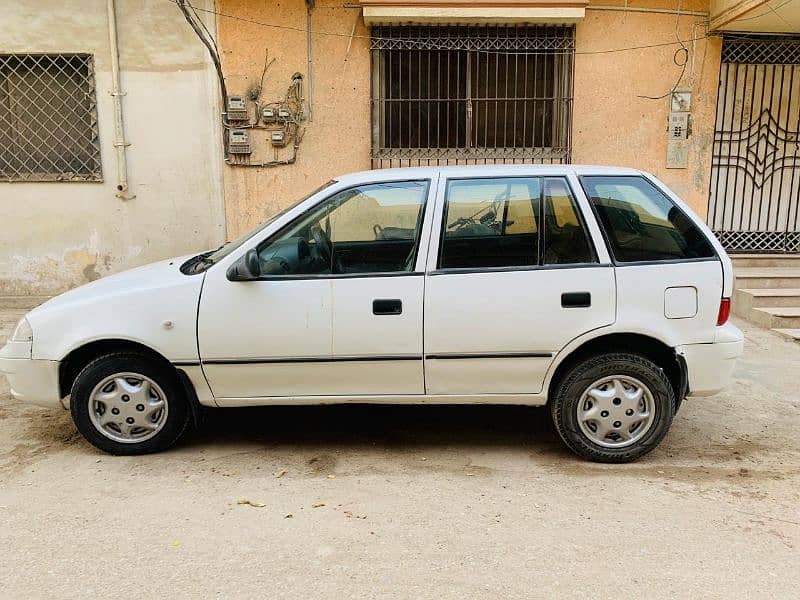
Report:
335,164,644,184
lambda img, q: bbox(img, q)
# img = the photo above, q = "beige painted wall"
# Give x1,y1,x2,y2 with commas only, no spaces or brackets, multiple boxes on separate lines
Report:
219,0,721,235
573,1,721,216
0,0,226,296
219,0,372,237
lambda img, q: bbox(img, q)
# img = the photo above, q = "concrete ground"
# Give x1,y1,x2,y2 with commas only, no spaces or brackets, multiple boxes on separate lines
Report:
0,307,798,599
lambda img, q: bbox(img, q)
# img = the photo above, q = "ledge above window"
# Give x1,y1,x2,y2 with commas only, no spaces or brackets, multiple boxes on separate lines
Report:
359,0,589,26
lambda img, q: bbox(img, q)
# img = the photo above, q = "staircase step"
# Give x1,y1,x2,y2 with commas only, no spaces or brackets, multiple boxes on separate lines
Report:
772,328,800,342
733,288,800,314
731,254,800,268
734,267,800,289
749,306,800,329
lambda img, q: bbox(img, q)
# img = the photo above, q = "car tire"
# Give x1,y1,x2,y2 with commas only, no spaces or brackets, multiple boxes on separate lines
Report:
70,352,190,455
550,353,675,463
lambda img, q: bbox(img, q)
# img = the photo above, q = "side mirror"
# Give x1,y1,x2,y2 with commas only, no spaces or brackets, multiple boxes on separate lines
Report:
226,249,262,281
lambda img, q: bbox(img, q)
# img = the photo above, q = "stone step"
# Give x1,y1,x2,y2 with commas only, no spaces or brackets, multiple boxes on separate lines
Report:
733,288,800,314
748,306,800,329
734,267,800,289
772,328,800,343
731,254,800,268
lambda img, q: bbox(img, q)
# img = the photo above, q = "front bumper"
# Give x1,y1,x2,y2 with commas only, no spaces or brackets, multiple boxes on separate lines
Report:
677,323,744,398
0,342,62,408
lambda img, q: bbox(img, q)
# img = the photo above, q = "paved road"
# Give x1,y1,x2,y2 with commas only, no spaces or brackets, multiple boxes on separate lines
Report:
1,307,798,599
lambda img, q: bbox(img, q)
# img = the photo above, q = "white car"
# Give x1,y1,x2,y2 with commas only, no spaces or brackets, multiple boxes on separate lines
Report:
0,165,743,462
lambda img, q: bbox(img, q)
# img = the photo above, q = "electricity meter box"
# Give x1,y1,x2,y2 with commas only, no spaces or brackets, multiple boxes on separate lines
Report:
226,96,249,122
270,130,287,147
228,129,252,154
262,107,277,123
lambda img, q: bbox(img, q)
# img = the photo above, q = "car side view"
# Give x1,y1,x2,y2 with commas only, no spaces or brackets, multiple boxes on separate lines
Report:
0,165,744,462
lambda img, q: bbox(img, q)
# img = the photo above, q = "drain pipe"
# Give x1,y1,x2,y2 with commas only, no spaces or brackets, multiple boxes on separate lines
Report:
106,0,134,200
306,0,314,122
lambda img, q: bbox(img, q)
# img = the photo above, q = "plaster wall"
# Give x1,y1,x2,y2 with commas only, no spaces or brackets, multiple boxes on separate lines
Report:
0,0,226,296
219,0,721,236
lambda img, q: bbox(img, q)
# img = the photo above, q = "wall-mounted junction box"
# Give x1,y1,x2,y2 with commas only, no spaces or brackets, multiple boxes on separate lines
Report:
262,107,277,123
226,96,249,122
229,129,251,154
666,89,691,169
270,130,287,147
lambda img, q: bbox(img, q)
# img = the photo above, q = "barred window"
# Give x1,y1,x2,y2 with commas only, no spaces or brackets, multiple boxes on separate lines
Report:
0,54,101,182
370,26,574,167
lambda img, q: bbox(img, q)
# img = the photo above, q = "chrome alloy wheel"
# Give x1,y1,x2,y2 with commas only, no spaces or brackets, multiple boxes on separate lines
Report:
577,375,656,448
88,372,169,444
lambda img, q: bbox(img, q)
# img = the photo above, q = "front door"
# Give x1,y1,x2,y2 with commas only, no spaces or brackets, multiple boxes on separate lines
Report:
423,175,616,396
198,178,433,401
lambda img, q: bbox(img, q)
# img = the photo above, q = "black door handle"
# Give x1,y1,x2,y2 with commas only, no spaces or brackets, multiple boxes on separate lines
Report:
562,292,591,308
373,299,402,315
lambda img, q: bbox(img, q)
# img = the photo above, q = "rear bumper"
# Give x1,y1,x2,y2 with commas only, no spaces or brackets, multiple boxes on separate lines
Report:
677,323,744,398
0,342,62,408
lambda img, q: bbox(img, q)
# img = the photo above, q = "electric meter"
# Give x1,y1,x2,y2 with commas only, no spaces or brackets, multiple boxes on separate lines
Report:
226,96,249,122
229,129,252,154
270,130,287,147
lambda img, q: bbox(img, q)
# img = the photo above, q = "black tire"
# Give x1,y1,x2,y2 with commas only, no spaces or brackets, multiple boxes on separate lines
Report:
550,353,675,463
70,352,190,455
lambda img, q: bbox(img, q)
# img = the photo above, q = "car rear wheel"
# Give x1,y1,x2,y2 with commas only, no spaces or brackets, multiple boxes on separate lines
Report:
70,353,190,455
550,353,675,463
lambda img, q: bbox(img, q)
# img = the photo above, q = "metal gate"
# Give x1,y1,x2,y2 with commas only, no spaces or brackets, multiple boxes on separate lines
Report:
708,35,800,253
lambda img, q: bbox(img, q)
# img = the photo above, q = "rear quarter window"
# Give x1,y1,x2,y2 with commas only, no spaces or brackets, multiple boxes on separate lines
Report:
580,175,716,263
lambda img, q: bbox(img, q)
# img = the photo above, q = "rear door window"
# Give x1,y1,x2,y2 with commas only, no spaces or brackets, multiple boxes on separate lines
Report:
439,177,541,269
580,175,716,263
542,177,596,265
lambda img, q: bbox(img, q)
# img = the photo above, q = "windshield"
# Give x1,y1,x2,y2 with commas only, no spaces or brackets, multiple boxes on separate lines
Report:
182,180,336,274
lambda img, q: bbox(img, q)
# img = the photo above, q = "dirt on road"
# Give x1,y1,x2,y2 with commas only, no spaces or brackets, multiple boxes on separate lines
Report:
1,307,798,599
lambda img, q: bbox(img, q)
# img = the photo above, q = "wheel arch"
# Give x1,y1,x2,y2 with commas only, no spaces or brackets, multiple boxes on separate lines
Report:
546,332,687,406
58,338,175,399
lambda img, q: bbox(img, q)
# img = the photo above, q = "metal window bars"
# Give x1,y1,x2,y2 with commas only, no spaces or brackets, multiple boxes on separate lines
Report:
0,54,101,182
370,26,575,168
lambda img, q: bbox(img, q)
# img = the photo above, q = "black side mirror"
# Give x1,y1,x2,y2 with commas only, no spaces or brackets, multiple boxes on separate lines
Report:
226,249,262,281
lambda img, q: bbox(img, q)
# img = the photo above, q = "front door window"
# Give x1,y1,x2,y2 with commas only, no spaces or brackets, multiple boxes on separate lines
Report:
257,180,430,276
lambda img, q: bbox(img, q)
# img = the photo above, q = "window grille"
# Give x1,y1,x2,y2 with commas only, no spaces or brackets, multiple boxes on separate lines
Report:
370,26,575,167
0,54,101,182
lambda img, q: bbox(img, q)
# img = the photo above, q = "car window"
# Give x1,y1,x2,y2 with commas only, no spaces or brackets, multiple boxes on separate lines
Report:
581,175,716,263
542,177,596,265
257,180,429,276
439,177,541,269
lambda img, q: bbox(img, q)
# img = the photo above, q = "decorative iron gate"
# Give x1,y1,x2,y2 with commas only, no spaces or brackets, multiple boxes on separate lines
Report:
708,35,800,253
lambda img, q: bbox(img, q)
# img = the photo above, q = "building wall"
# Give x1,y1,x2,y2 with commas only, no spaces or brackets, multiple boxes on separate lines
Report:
573,1,721,215
218,0,722,238
0,0,226,297
218,0,373,237
217,0,720,234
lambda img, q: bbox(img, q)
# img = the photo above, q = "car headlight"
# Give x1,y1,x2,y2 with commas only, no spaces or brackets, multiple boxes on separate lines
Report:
10,317,33,343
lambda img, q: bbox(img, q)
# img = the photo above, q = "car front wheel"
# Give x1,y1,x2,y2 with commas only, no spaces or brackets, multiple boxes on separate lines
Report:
70,353,190,455
550,353,675,463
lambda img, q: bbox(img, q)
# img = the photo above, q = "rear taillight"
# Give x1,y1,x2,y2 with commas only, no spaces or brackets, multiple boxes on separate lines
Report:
717,297,731,326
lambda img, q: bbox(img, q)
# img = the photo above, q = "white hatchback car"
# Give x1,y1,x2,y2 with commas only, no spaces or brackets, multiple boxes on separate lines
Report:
0,165,743,462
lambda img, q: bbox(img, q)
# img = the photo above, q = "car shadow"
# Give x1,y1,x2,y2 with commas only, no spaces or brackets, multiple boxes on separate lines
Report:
181,403,563,453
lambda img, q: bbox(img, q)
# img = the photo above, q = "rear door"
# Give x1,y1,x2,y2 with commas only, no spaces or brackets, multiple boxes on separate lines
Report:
423,174,616,396
579,174,724,345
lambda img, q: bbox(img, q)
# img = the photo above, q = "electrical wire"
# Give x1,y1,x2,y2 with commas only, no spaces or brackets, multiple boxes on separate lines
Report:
165,0,713,57
637,0,692,100
734,0,795,22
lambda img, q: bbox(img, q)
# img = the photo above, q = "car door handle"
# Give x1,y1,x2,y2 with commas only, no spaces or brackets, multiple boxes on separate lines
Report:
373,299,402,315
561,292,591,308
